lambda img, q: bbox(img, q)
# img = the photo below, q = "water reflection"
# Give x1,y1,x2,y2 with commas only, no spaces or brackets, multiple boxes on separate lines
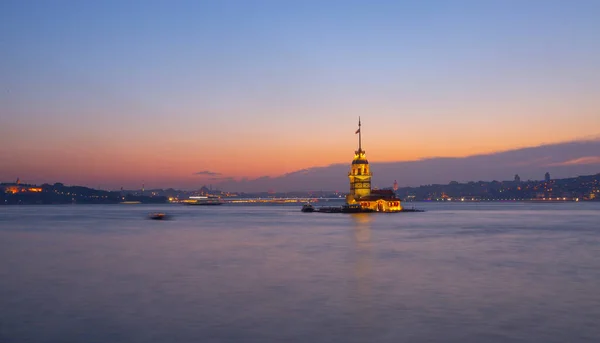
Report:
3,204,600,342
350,213,375,334
351,213,373,244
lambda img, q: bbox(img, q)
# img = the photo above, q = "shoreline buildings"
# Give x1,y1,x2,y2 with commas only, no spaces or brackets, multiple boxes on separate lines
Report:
345,118,403,212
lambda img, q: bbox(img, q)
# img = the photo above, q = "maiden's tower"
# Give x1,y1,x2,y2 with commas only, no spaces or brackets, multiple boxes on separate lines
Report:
345,118,402,212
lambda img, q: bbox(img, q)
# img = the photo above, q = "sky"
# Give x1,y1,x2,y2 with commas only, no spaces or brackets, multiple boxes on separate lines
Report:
1,0,599,190
219,140,600,192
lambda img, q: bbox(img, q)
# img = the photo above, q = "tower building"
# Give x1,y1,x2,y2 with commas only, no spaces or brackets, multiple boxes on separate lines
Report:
347,117,372,200
346,118,402,212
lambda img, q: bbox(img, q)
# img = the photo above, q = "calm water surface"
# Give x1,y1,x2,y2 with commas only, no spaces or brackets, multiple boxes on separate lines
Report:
1,202,599,342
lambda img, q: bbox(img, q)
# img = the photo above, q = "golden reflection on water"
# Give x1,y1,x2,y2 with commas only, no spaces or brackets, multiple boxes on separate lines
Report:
351,213,373,244
350,213,373,282
350,213,375,328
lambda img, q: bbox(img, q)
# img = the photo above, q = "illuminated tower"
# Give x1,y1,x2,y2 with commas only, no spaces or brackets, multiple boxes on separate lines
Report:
346,117,372,204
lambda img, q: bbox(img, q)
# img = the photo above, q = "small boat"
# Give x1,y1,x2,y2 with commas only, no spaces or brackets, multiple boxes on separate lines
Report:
149,212,166,220
301,203,315,212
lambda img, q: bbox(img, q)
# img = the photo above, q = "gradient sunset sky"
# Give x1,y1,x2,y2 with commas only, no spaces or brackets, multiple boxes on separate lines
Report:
1,0,599,189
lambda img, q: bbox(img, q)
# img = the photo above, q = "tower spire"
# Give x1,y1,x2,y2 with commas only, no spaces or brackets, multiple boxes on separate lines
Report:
358,116,362,152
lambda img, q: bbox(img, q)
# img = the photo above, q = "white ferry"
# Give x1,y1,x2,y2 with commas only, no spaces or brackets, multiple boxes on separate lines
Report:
185,195,224,206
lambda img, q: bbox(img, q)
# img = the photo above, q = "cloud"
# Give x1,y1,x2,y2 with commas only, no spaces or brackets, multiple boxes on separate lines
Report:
548,156,600,166
214,139,600,192
209,176,234,181
193,170,221,176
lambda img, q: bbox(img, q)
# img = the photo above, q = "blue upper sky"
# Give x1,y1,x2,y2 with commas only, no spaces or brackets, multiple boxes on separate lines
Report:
1,0,600,189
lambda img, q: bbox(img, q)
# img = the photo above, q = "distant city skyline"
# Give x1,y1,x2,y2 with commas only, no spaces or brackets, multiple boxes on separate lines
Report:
2,0,600,190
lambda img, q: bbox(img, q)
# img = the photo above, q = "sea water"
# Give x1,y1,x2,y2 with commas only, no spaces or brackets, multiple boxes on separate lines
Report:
1,202,599,343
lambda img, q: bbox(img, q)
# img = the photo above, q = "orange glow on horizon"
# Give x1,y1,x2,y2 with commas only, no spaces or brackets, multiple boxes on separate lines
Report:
4,134,598,187
2,112,599,189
